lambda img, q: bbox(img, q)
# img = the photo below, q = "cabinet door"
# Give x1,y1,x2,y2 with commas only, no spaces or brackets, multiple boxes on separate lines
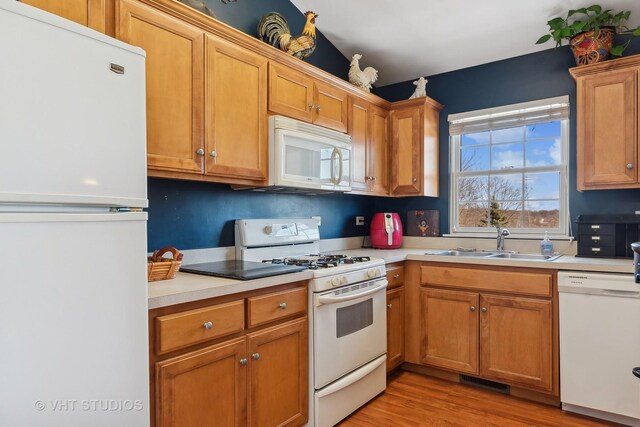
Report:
348,97,370,191
420,288,478,374
369,104,390,195
156,338,247,427
205,35,268,183
386,287,404,372
118,0,204,174
579,68,638,189
21,0,106,32
247,318,308,427
479,294,553,392
390,108,421,195
268,63,314,123
313,81,348,132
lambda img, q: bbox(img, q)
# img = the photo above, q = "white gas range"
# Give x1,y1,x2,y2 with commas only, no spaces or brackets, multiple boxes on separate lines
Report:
235,218,388,427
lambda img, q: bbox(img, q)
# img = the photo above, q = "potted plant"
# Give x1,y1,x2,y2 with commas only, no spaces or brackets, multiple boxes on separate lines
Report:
536,4,640,66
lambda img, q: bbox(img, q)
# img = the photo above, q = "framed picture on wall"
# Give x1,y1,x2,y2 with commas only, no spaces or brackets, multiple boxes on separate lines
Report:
407,210,439,237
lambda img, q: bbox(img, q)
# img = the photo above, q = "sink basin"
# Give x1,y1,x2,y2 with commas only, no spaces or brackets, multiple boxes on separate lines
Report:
427,250,562,261
428,250,493,257
488,253,562,261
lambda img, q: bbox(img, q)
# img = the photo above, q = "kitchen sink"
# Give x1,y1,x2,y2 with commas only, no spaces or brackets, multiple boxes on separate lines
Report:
487,253,562,261
427,250,562,261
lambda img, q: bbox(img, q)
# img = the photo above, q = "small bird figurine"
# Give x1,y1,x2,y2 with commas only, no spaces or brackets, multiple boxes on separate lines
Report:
257,11,318,60
348,54,378,92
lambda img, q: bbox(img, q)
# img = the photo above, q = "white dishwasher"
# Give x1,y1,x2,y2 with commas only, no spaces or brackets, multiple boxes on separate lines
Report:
559,271,640,426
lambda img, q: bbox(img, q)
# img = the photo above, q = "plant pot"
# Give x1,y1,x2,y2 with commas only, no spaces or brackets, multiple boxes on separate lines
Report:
569,26,616,66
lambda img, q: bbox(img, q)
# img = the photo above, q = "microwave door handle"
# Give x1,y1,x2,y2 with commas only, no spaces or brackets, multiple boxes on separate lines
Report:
330,148,339,185
316,280,388,305
336,148,344,185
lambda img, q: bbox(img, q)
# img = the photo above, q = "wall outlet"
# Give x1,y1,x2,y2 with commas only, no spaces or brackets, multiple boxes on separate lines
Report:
312,216,321,226
355,216,365,226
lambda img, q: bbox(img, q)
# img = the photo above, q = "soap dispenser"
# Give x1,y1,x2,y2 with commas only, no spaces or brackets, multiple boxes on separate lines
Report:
540,231,553,256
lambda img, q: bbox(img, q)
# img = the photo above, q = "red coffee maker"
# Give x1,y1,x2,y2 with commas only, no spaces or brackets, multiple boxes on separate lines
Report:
370,213,403,249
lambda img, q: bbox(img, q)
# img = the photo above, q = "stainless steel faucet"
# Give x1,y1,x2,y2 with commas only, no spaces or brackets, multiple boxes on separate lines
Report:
496,227,510,251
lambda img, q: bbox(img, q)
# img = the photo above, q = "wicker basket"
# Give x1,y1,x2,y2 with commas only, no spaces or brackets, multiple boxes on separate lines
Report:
148,246,183,282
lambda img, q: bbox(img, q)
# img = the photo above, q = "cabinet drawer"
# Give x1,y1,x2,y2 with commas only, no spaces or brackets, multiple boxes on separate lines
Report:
386,265,404,289
248,287,307,328
156,300,244,354
579,234,615,246
421,265,552,297
578,223,614,235
578,245,615,257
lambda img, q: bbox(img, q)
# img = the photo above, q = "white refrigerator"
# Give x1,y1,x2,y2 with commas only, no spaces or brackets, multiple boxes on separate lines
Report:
0,2,149,426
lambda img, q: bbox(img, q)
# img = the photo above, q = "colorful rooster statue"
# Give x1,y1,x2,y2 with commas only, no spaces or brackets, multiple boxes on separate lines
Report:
257,11,318,60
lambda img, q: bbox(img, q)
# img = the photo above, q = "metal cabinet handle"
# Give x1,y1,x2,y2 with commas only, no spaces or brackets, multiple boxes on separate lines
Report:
251,353,260,361
196,148,204,155
481,307,487,312
278,302,287,310
412,177,417,183
393,274,400,279
370,176,376,181
470,306,476,312
210,151,217,158
239,358,248,366
387,304,393,309
316,105,321,112
203,321,213,330
308,103,315,110
627,163,634,170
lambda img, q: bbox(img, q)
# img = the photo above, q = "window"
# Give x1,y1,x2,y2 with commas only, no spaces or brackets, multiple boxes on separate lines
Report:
449,96,569,236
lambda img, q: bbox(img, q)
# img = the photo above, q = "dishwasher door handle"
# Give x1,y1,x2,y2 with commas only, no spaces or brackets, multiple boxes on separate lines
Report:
603,290,640,298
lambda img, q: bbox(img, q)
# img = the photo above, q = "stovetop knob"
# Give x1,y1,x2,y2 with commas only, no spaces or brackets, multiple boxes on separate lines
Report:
331,277,341,287
367,269,376,278
340,276,348,284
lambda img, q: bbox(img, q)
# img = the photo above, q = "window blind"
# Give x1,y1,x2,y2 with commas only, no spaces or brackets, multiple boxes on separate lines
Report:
448,95,569,136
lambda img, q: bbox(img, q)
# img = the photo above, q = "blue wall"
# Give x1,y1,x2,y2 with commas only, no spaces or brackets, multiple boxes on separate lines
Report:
375,38,640,235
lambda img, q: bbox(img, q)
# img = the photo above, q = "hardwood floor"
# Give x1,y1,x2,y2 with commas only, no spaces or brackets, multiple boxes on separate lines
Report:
338,370,617,426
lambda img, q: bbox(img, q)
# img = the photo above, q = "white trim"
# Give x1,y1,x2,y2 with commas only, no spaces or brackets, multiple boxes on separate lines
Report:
448,95,569,122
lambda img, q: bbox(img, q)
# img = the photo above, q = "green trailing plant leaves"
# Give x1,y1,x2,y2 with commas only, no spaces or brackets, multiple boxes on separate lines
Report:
634,26,640,36
536,34,552,44
587,4,602,14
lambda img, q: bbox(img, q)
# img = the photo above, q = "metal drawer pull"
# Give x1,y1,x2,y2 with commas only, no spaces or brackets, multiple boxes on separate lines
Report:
387,304,393,309
481,307,487,312
203,321,213,330
470,306,476,312
591,225,600,229
196,148,204,155
308,103,315,110
591,236,600,241
393,274,400,279
592,247,601,252
239,358,248,366
316,105,321,112
627,163,634,170
251,353,260,361
412,177,417,183
210,151,217,158
278,302,287,310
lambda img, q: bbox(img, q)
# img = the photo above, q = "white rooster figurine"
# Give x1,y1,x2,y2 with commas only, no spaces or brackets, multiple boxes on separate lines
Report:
349,54,378,92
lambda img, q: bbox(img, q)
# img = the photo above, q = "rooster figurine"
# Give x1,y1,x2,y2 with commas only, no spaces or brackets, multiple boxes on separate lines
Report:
257,11,318,60
348,54,378,92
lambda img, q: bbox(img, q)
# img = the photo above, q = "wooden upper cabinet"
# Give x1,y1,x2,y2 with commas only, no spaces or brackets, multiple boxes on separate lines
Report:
156,337,247,427
268,62,314,123
21,0,107,32
479,294,553,392
205,35,268,183
571,55,640,190
349,98,389,195
313,81,348,132
268,63,348,133
117,0,204,174
389,97,442,197
247,318,308,427
420,288,479,374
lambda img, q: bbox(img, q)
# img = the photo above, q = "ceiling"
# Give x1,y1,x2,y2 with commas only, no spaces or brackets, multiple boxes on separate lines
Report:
289,0,640,86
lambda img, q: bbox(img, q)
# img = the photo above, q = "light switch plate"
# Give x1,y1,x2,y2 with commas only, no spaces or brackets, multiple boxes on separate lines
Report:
356,216,365,226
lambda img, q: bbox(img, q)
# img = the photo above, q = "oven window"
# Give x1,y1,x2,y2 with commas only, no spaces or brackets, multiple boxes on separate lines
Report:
336,298,373,338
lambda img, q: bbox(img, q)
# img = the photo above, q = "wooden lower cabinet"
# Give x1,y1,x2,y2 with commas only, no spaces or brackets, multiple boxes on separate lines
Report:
407,262,559,399
479,294,552,391
386,286,404,372
420,288,478,374
156,338,247,427
247,319,308,427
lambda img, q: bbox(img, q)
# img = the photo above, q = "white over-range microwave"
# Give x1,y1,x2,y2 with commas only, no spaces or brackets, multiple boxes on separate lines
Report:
268,115,351,193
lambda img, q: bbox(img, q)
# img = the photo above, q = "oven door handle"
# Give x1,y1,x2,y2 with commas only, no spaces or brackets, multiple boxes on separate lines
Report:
316,354,387,398
316,280,388,305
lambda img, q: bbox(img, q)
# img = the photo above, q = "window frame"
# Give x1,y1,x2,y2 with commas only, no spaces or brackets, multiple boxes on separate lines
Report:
448,98,570,238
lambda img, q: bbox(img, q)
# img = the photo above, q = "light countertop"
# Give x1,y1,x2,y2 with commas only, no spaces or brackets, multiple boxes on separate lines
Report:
148,247,634,309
